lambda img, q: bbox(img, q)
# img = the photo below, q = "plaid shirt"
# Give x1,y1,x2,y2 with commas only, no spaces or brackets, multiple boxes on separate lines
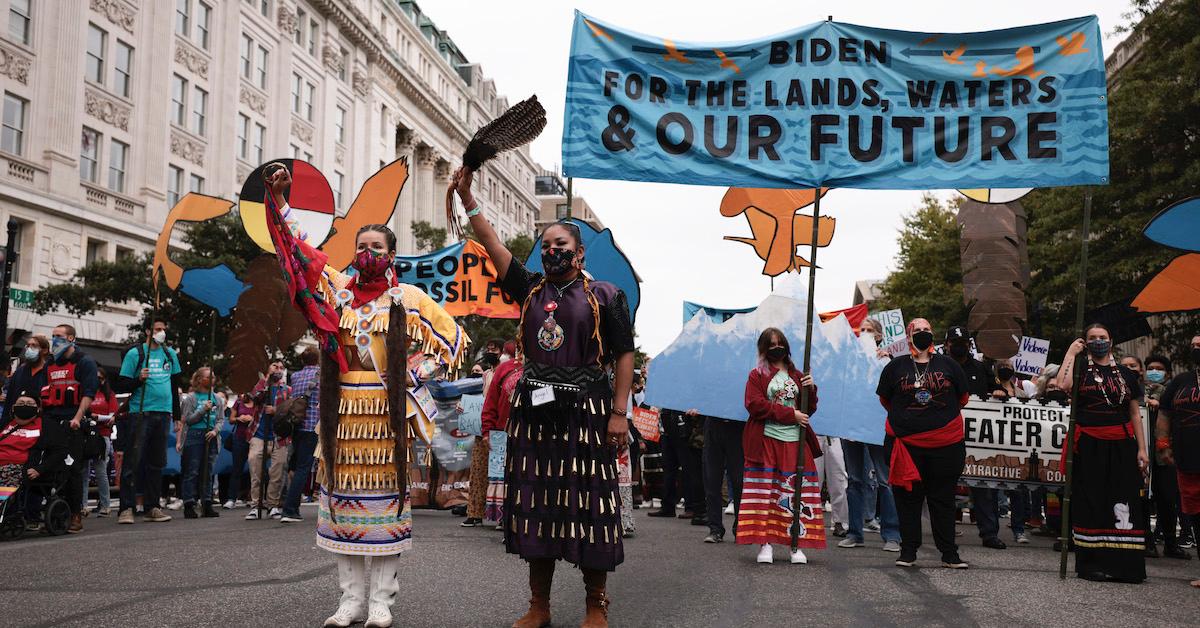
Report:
289,366,321,432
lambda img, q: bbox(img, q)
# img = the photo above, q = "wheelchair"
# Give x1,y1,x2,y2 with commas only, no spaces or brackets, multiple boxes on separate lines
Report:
0,466,71,541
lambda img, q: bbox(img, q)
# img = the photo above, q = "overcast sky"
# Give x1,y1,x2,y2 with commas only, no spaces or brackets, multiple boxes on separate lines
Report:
427,0,1132,355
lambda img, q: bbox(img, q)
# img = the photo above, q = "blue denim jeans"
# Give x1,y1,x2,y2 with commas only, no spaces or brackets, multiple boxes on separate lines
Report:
282,430,318,517
80,439,112,511
181,429,217,505
119,412,170,512
842,439,901,543
972,486,1028,540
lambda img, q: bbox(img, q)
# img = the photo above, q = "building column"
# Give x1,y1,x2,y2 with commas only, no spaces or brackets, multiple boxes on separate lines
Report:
35,0,87,191
393,129,416,254
414,143,437,251
433,158,452,232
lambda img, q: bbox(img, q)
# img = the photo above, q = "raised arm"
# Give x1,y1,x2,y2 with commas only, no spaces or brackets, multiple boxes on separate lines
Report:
451,167,513,280
1057,339,1085,394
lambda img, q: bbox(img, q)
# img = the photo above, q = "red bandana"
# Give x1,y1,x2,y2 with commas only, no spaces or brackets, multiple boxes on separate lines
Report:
350,249,395,308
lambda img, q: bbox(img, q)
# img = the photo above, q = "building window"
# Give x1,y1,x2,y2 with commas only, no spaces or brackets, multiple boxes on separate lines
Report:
10,219,29,284
115,245,133,260
108,139,128,192
86,23,106,84
259,0,270,18
304,81,315,121
290,73,301,115
237,114,249,159
255,44,268,89
195,1,211,49
380,105,388,139
239,34,252,79
167,164,183,206
1,93,27,156
175,0,190,37
289,143,300,158
253,123,265,163
189,173,204,193
191,85,207,135
86,239,107,265
170,74,187,126
114,41,133,98
8,0,31,46
80,127,101,183
307,19,319,56
335,105,346,144
295,8,306,46
333,171,344,206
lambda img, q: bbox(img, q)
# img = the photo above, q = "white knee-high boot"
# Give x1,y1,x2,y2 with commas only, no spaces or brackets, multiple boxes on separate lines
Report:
365,554,400,628
324,555,368,627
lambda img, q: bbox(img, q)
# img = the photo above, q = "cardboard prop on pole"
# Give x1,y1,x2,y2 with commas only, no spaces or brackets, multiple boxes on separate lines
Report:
644,290,888,445
563,13,1108,190
683,300,757,324
1132,196,1200,314
957,196,1031,359
524,218,641,322
719,187,834,276
395,240,521,319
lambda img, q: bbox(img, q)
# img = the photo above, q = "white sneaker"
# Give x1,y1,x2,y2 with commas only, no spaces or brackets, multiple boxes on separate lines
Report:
235,500,248,508
756,544,774,564
837,537,865,548
245,510,260,520
882,540,902,552
790,548,808,564
165,498,183,511
1015,532,1030,544
724,501,735,515
222,500,235,510
364,605,393,628
269,507,283,519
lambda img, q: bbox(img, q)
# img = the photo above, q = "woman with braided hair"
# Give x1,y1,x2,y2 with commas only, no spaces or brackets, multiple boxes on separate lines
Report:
262,163,469,628
452,166,635,628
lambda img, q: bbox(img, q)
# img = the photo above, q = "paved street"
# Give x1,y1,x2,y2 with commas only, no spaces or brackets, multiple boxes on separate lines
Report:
2,502,1196,628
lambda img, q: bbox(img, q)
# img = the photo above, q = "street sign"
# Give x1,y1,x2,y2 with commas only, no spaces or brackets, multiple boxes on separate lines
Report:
9,288,32,308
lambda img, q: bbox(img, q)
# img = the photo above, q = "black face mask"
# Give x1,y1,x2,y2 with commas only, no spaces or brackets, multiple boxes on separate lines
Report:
911,331,934,352
949,343,969,359
13,405,38,420
766,346,788,363
997,367,1015,380
541,248,577,275
1192,347,1200,367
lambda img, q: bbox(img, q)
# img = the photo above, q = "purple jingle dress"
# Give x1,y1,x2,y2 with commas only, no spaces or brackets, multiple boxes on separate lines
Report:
499,260,635,572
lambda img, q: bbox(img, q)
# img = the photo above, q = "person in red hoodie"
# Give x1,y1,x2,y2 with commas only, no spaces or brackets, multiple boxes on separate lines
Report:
735,327,824,565
0,394,68,526
876,318,970,570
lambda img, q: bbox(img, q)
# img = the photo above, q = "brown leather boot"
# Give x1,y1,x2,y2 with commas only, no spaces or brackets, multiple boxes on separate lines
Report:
580,569,609,628
512,559,554,628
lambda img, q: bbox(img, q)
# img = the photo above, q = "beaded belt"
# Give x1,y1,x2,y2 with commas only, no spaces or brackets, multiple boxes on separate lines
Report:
520,362,608,394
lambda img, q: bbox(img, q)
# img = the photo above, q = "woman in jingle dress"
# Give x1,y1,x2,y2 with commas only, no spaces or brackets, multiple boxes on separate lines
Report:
452,166,635,628
263,164,469,628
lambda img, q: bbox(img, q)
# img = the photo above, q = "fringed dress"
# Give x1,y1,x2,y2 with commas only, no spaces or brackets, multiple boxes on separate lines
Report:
736,367,825,548
267,200,468,557
500,261,635,572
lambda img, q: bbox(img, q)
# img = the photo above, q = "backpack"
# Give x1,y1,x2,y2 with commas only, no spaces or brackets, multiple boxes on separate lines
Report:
271,394,308,439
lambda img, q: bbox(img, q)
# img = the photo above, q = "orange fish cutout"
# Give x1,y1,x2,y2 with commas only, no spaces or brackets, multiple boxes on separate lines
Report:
942,43,966,65
152,193,236,290
1056,32,1088,56
321,159,409,271
720,188,835,276
991,46,1044,78
1132,253,1200,313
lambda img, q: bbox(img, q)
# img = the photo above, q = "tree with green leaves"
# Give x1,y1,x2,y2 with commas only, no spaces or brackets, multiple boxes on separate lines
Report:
412,220,447,252
32,213,262,378
875,194,969,334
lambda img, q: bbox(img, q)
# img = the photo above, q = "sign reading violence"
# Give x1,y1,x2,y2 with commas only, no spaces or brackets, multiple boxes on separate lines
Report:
564,13,1107,189
395,239,520,319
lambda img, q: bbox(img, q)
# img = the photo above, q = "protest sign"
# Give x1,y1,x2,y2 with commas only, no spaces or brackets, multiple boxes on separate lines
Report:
1012,336,1051,376
395,239,519,319
683,301,756,324
457,393,485,437
487,430,508,479
960,397,1148,488
869,308,909,357
564,13,1108,190
631,406,661,442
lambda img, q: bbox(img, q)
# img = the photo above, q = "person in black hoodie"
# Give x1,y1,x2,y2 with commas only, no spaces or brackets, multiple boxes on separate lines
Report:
0,394,68,525
1,334,50,428
42,325,99,535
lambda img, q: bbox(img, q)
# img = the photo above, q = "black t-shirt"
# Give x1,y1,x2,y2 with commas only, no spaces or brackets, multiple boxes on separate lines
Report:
876,354,968,438
1160,370,1200,473
1074,362,1143,428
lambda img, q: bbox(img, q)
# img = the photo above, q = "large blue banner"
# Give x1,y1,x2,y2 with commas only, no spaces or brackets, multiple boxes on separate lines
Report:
563,13,1108,190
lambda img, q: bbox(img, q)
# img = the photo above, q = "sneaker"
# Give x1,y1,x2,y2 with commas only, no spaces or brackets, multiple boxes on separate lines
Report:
222,500,236,510
165,498,183,511
724,502,735,515
895,552,917,567
184,503,199,519
494,524,504,531
269,507,283,519
882,540,902,552
144,508,172,522
790,548,808,564
832,522,848,538
95,508,110,517
117,509,135,525
245,510,261,520
647,509,676,518
942,553,969,569
450,505,467,517
982,537,1007,550
1180,537,1196,549
864,520,881,533
678,510,696,519
25,522,43,532
1164,545,1192,560
623,528,636,538
837,537,865,548
234,499,249,508
704,532,724,544
1015,532,1030,545
460,518,482,527
690,516,708,526
280,514,304,523
756,544,774,564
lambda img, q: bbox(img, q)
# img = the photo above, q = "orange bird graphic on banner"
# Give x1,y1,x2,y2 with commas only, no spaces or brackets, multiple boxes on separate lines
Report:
720,187,835,276
991,45,1044,78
